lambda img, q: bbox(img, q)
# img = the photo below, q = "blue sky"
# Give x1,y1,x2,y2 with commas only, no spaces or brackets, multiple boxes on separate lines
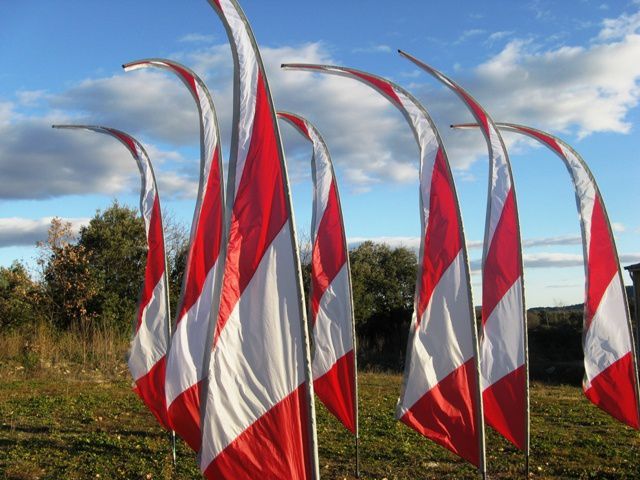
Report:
1,0,639,307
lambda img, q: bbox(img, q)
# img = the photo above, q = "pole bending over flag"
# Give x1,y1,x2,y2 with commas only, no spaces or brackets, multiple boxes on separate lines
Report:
123,59,226,451
281,64,486,472
199,1,319,478
277,111,360,474
398,51,530,461
52,125,173,433
454,122,640,429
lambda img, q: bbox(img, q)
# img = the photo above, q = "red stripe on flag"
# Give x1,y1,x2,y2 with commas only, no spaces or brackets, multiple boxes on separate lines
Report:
202,384,313,479
311,181,347,324
177,149,223,321
482,364,526,450
482,188,521,324
585,195,618,330
133,356,170,430
279,112,310,139
350,70,402,106
458,89,489,134
215,72,288,342
167,381,203,451
400,358,480,466
136,195,165,331
516,126,564,157
313,350,356,433
110,129,138,158
584,352,640,429
168,63,198,95
417,149,462,323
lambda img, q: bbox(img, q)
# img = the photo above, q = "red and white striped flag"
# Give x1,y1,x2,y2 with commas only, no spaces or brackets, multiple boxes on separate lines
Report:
277,111,358,435
53,125,172,430
488,123,640,428
199,1,318,478
123,59,226,451
399,51,529,453
280,65,485,469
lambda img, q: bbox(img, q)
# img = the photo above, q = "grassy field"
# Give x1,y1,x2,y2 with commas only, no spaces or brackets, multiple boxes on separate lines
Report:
1,369,639,479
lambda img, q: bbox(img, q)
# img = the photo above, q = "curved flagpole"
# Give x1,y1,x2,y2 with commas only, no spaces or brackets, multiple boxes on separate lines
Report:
454,122,640,430
277,111,360,477
200,1,319,479
52,124,174,455
397,50,530,470
123,59,227,454
281,64,485,474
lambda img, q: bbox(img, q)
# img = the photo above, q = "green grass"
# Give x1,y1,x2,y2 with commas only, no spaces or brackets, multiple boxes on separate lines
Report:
1,372,639,479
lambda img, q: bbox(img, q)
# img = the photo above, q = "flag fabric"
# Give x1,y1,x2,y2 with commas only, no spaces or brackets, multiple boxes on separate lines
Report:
123,59,226,451
53,124,171,430
280,65,485,468
199,1,319,479
399,51,529,452
489,123,640,429
277,111,358,435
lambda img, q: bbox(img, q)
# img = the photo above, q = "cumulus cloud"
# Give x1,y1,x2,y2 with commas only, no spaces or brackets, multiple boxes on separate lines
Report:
179,33,216,44
352,44,392,54
348,236,422,252
598,10,640,40
523,235,582,247
51,71,201,145
0,102,13,127
455,29,485,44
4,8,640,199
486,31,514,45
611,222,626,233
401,10,640,167
0,217,89,248
0,113,199,200
347,234,582,254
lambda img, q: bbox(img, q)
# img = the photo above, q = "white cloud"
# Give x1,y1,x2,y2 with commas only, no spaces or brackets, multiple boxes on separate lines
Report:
523,252,583,268
5,8,640,198
620,253,640,264
0,102,13,127
398,9,640,169
347,234,582,254
470,34,640,138
612,222,626,232
454,29,485,45
598,10,640,40
486,30,514,44
348,236,421,252
16,90,47,107
0,111,199,200
523,235,582,247
179,33,215,44
352,44,392,54
51,71,201,145
156,172,199,200
0,217,89,248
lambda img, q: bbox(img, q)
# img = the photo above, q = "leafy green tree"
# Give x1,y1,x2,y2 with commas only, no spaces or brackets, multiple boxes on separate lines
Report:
295,241,416,370
0,261,44,329
77,201,147,333
38,218,99,333
36,203,190,339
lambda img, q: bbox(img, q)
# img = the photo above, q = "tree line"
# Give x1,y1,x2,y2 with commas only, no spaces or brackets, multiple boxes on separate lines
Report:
0,202,418,370
0,202,591,377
